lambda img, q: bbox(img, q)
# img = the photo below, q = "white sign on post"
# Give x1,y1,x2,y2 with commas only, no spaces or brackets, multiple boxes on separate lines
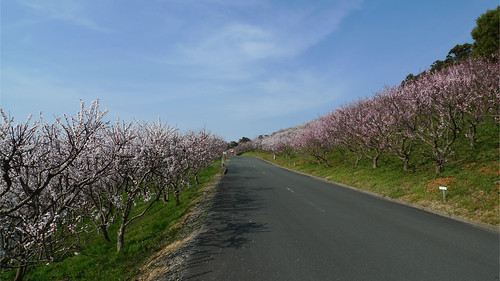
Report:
439,186,447,202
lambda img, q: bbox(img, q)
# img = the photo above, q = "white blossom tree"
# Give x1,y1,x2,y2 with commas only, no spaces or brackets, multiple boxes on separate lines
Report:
0,101,108,280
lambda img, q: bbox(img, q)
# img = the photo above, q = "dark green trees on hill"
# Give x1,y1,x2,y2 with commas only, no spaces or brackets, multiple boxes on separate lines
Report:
471,6,500,57
430,43,473,72
427,6,499,74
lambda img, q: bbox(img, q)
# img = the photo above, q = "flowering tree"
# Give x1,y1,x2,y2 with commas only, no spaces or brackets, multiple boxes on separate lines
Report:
184,129,226,185
81,121,135,243
413,64,471,174
295,119,332,166
0,101,107,280
111,119,178,252
164,133,191,206
259,132,280,159
257,127,301,160
385,84,419,171
454,56,500,149
275,126,303,159
181,131,203,184
353,96,394,169
333,105,364,167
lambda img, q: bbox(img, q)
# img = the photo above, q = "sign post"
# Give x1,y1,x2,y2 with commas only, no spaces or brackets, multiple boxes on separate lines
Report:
439,186,447,202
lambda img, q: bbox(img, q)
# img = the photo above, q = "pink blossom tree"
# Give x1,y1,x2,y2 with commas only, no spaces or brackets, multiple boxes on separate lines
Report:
258,127,302,160
354,95,395,169
333,105,365,167
384,84,419,171
454,56,500,149
412,65,467,174
295,119,333,167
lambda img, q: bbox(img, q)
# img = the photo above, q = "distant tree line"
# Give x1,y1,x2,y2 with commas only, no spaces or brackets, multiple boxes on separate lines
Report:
228,136,251,150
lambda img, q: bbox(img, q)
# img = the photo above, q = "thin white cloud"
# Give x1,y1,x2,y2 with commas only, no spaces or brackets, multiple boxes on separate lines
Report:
178,23,282,67
17,0,109,32
157,0,361,71
139,1,361,120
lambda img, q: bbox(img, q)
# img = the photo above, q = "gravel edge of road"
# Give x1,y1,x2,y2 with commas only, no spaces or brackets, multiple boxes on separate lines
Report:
250,156,499,233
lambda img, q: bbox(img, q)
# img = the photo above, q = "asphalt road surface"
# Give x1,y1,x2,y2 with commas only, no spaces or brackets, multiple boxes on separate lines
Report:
182,156,499,281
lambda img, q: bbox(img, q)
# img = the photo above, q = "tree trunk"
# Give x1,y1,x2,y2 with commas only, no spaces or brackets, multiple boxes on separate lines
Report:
100,225,111,243
14,266,26,281
116,203,131,253
174,189,180,206
117,222,126,253
354,155,362,167
468,125,477,150
403,158,408,172
435,162,443,175
372,157,378,169
194,173,199,185
163,189,169,203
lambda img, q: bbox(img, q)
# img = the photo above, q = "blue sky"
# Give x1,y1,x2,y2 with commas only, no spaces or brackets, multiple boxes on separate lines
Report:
1,0,497,141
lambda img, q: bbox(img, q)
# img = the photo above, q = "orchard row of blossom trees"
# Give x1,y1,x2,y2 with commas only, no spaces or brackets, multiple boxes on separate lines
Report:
0,101,226,280
237,55,499,175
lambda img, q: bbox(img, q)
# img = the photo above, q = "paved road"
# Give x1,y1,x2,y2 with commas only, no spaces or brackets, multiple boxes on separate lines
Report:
182,156,499,281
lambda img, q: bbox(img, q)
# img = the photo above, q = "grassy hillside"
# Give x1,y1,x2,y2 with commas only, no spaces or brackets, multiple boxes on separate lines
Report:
1,165,224,281
245,119,499,226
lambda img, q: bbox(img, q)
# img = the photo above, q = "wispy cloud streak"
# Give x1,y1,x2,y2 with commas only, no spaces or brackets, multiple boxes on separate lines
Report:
18,0,109,31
